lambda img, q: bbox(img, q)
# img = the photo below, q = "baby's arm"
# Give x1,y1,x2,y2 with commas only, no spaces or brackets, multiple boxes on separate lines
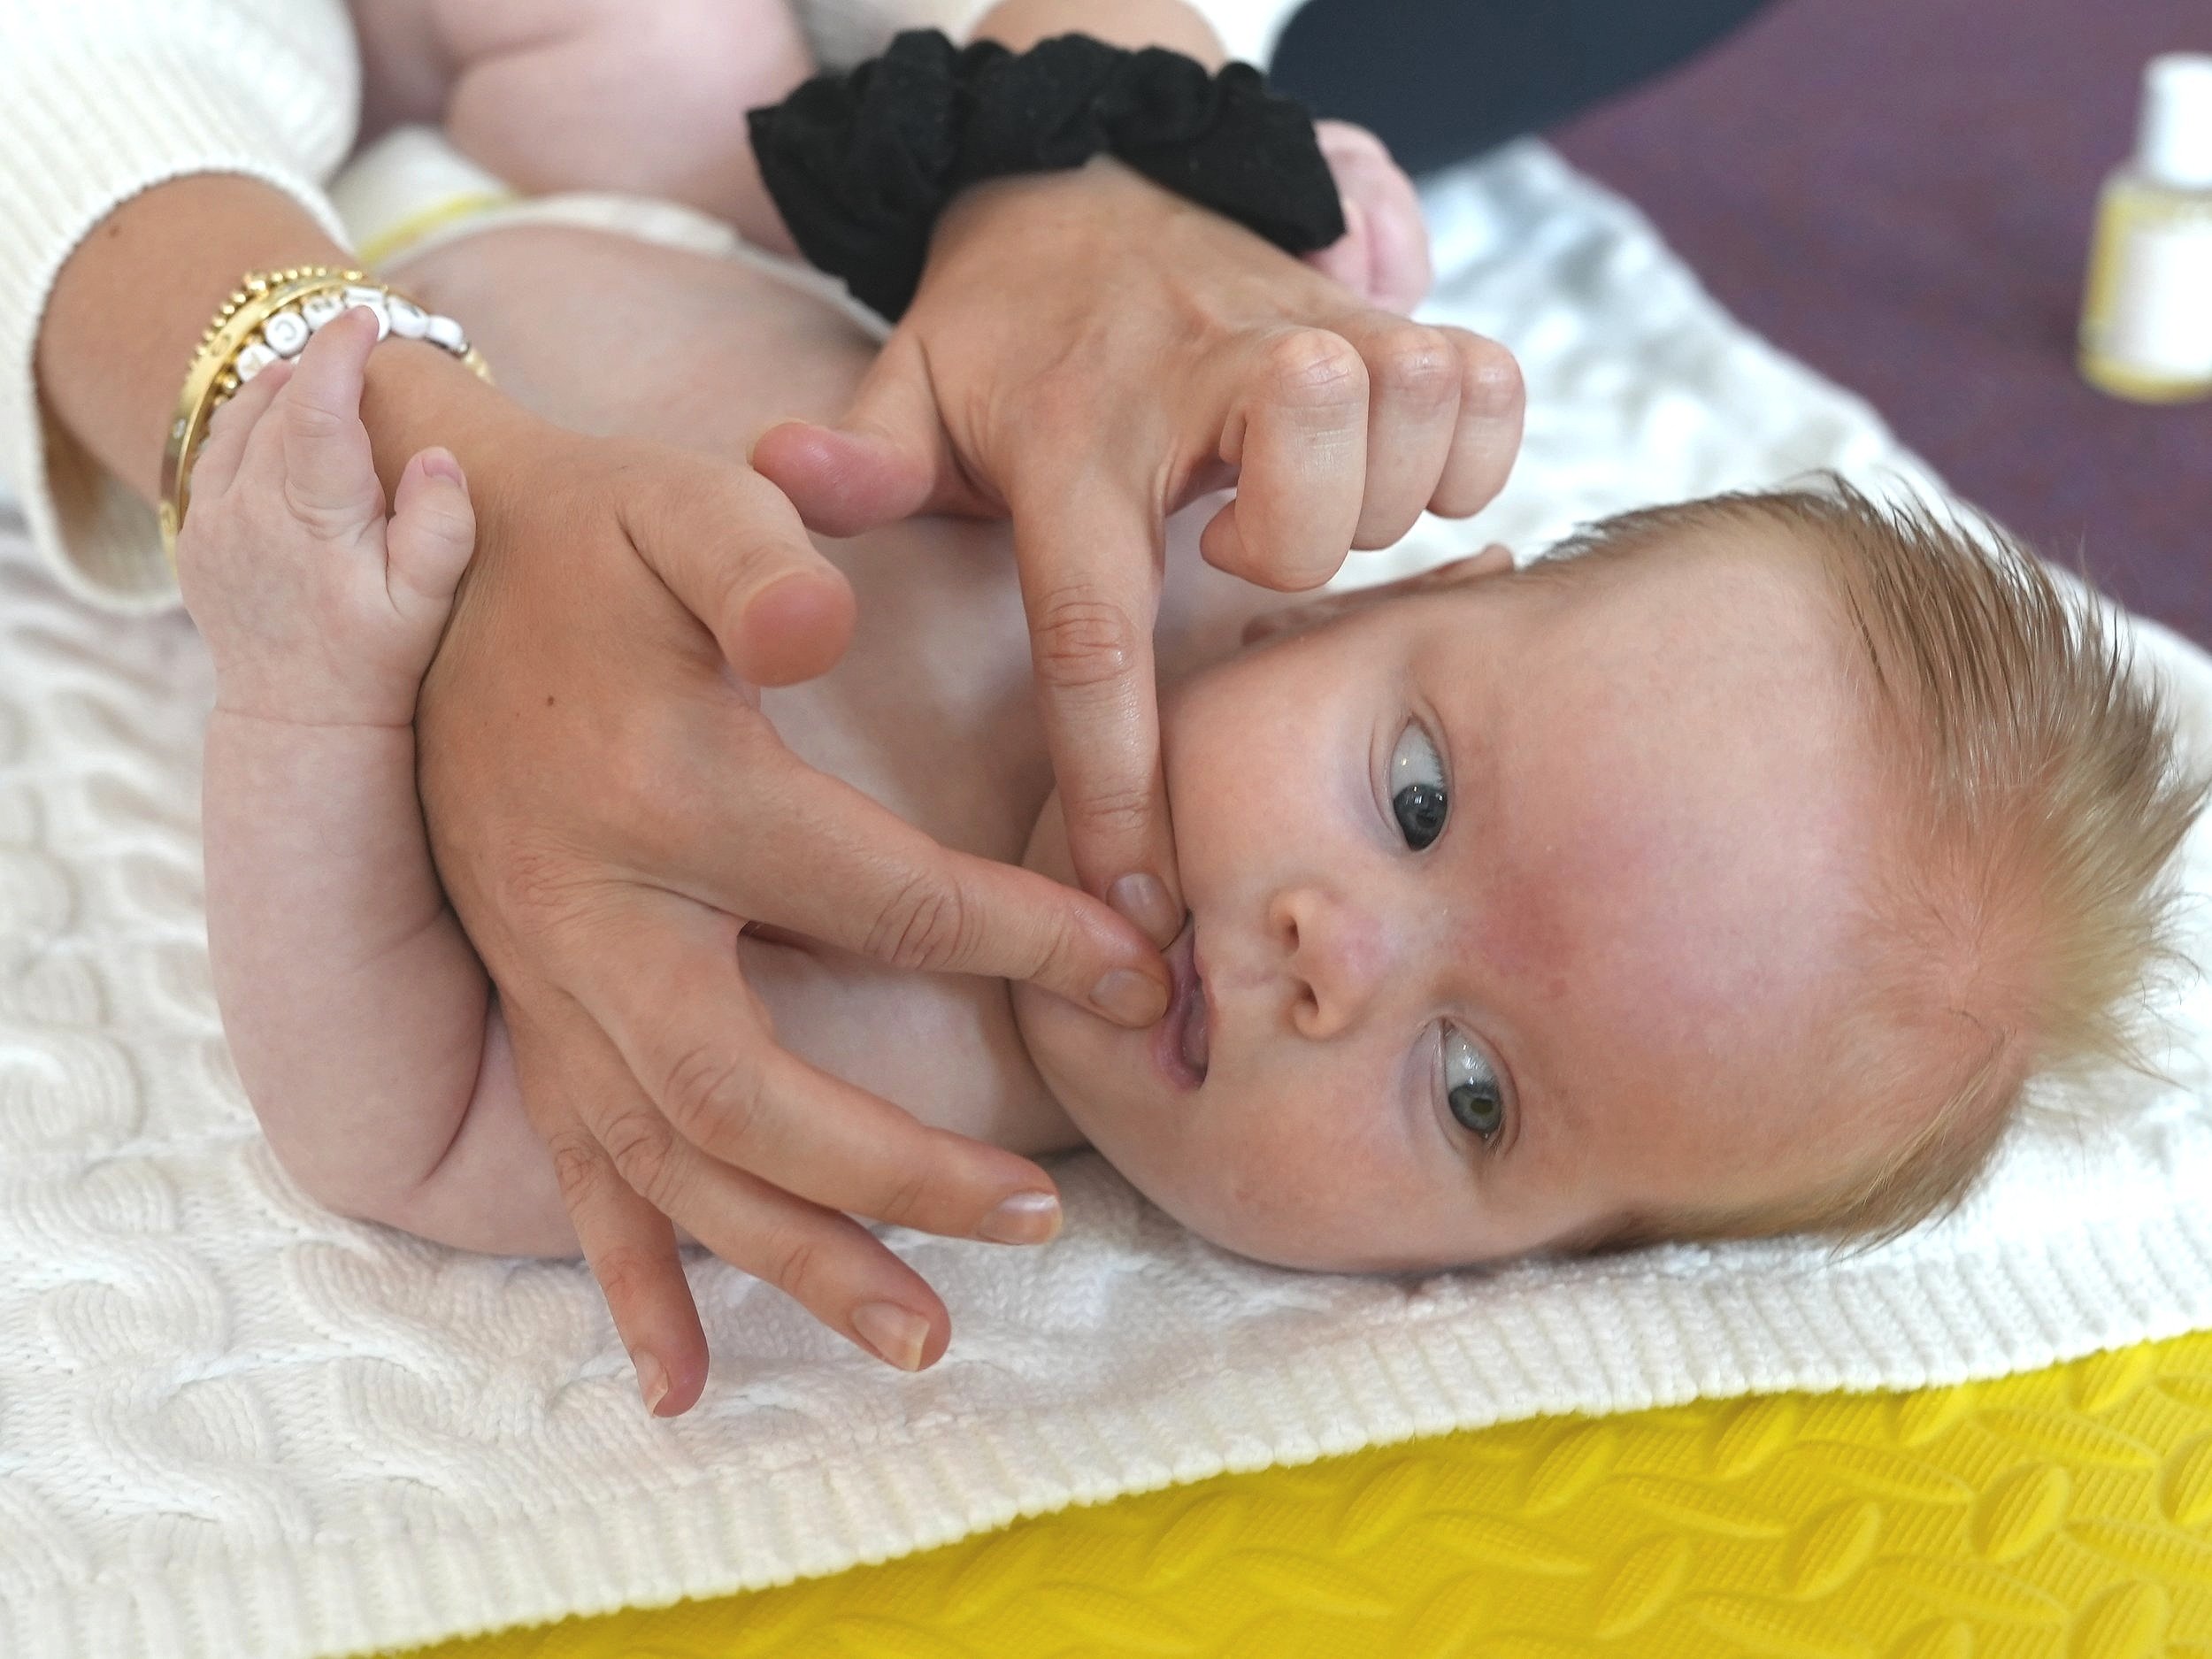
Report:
352,0,813,253
180,307,572,1255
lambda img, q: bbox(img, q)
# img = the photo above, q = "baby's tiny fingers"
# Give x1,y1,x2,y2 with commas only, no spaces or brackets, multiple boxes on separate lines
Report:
187,358,295,503
275,306,386,540
386,448,477,617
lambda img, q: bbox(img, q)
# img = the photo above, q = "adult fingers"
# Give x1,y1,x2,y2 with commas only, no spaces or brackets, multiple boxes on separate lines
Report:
621,453,856,687
188,357,294,500
569,891,1073,1244
1199,327,1369,593
659,737,1171,1022
749,333,972,536
1339,315,1463,551
672,1148,956,1373
505,1000,709,1416
1004,464,1185,945
274,304,386,539
540,1005,958,1379
1426,327,1525,519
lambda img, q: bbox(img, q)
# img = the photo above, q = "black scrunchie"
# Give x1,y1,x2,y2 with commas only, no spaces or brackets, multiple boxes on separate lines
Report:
748,30,1348,320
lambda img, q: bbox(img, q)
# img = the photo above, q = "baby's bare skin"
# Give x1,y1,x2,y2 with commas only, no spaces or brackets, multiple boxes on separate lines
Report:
351,0,811,250
188,223,1271,1266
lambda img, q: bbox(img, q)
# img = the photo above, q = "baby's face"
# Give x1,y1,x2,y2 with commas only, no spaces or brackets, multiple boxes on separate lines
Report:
1015,535,1910,1271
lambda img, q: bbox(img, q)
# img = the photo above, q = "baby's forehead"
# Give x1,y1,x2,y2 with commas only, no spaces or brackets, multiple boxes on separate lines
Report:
1471,534,1895,1184
1497,529,1853,709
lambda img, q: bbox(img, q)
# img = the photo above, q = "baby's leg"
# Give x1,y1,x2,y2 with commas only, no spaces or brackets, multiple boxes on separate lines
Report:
351,0,812,250
184,309,572,1256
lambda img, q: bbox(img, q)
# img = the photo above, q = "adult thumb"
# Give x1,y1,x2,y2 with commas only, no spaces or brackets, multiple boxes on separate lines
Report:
750,334,972,535
630,455,856,687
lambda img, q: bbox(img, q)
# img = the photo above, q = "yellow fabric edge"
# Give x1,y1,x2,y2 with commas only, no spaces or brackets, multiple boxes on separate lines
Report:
355,191,516,270
397,1326,2212,1657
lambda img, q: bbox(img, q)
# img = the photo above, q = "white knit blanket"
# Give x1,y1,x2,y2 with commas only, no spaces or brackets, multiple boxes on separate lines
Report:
6,142,2212,1659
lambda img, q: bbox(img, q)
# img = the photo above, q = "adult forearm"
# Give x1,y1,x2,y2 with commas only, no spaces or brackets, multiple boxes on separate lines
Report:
37,173,511,511
35,176,353,503
970,0,1225,65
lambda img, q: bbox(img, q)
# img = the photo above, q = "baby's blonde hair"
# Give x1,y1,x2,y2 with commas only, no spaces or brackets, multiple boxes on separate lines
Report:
1534,478,2208,1255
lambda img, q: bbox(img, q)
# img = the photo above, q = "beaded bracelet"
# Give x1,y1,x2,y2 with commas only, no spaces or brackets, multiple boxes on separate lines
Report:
158,266,491,566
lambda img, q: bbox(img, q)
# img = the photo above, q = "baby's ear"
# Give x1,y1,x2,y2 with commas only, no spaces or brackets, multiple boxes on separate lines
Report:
1237,544,1516,647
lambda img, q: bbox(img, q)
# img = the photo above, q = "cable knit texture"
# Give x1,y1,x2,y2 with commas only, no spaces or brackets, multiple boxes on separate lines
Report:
4,142,2212,1659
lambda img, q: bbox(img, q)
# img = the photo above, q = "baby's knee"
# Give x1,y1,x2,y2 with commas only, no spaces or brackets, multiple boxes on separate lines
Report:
272,1143,422,1234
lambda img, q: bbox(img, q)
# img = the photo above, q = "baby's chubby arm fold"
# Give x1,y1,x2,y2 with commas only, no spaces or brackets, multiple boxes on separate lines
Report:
184,307,572,1255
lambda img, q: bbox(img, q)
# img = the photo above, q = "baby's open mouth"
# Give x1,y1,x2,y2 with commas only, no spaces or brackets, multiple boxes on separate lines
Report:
1174,919,1210,1080
1152,917,1210,1090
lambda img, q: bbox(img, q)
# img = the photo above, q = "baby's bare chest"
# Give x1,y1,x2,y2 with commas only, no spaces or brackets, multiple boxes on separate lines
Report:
764,518,1052,862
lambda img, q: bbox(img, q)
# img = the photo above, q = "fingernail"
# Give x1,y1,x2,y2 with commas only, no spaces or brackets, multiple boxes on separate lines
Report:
975,1190,1062,1246
1109,873,1182,948
852,1302,930,1371
632,1348,670,1416
1092,966,1169,1026
419,447,466,487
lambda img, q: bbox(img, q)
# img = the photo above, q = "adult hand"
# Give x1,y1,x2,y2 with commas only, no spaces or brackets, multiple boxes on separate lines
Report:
380,369,1171,1415
751,158,1523,941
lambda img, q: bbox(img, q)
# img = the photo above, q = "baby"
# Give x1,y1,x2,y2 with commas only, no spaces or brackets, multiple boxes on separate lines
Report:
178,222,2200,1370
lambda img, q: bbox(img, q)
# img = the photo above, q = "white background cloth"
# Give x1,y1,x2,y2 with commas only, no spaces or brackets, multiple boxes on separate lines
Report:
4,142,2211,1659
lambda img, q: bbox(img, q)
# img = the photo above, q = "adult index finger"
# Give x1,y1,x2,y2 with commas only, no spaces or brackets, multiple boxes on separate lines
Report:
650,735,1171,1027
1006,465,1186,949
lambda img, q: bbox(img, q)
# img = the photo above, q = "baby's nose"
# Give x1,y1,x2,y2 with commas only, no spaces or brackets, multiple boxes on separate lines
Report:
1268,884,1394,1040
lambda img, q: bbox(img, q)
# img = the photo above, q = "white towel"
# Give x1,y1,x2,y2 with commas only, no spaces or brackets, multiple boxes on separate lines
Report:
4,142,2211,1659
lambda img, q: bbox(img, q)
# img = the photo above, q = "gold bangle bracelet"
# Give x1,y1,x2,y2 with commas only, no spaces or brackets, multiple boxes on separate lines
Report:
158,266,491,567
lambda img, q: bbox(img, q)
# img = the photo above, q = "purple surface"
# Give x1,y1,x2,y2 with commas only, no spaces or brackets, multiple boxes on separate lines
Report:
1550,0,2212,645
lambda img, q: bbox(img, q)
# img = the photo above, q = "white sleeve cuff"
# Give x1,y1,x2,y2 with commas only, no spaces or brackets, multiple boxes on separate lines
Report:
0,4,357,611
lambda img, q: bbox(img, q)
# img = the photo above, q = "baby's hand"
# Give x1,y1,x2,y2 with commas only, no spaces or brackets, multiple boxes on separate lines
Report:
176,304,476,728
1303,120,1434,316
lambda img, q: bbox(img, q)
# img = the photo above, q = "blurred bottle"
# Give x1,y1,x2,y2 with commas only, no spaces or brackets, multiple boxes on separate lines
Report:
2078,53,2212,403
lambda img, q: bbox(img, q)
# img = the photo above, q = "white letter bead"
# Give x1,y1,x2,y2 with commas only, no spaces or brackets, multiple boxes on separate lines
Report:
261,309,309,357
301,292,344,331
387,297,428,338
234,342,278,381
341,295,392,339
424,313,467,353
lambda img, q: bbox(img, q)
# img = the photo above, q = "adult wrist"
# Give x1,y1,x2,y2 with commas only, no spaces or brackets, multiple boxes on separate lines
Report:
358,336,523,495
161,270,488,564
968,0,1225,65
748,28,1342,320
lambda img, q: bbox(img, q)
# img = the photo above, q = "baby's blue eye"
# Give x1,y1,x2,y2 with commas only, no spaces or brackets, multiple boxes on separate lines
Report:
1390,722,1448,849
1443,1026,1505,1144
